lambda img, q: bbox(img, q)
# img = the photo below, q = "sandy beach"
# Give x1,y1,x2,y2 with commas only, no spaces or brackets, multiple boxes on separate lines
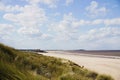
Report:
39,51,120,80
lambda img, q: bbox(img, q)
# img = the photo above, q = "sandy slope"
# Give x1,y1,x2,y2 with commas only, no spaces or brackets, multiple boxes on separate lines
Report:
39,51,120,80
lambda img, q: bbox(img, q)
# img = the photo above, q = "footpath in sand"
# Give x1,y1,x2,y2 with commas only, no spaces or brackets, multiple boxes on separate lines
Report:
39,51,120,80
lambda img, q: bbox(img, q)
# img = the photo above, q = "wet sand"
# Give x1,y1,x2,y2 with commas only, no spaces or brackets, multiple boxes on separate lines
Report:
67,50,120,57
39,51,120,80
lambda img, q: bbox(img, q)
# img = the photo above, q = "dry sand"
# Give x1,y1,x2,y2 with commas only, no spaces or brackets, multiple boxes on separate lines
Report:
39,51,120,80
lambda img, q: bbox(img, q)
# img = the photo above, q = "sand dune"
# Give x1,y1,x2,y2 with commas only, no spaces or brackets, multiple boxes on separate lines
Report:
39,51,120,80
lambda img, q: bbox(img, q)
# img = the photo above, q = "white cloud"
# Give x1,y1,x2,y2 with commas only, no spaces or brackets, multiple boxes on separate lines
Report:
92,19,103,25
50,14,120,48
41,34,53,40
0,2,22,12
79,27,120,41
26,0,59,8
65,0,74,6
92,18,120,26
0,23,15,36
0,23,15,43
50,13,74,32
86,1,107,17
0,1,51,40
3,5,47,27
18,27,42,37
49,12,120,41
18,27,53,40
1,1,53,40
103,18,120,26
3,4,48,38
78,27,120,49
72,20,90,27
49,13,78,40
93,18,120,26
72,18,120,27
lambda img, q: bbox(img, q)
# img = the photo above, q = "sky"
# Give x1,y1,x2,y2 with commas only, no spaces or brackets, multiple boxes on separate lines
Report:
0,0,120,50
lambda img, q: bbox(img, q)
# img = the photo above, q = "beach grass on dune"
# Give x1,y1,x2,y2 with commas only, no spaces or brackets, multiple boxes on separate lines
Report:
0,43,114,80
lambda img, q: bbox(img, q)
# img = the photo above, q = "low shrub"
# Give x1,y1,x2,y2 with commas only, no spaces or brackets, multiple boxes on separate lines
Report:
97,74,114,80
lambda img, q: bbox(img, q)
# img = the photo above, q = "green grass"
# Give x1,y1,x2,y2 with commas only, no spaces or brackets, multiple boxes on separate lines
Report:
0,43,114,80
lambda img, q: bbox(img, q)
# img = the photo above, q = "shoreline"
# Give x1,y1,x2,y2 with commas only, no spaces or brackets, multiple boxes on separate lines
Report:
65,52,120,59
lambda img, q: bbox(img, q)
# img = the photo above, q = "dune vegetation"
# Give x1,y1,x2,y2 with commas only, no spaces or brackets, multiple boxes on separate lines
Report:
0,43,113,80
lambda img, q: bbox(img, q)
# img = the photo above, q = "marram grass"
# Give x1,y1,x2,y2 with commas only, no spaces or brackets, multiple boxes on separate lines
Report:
0,43,114,80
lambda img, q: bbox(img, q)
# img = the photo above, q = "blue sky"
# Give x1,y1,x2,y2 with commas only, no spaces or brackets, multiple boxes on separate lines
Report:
0,0,120,50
